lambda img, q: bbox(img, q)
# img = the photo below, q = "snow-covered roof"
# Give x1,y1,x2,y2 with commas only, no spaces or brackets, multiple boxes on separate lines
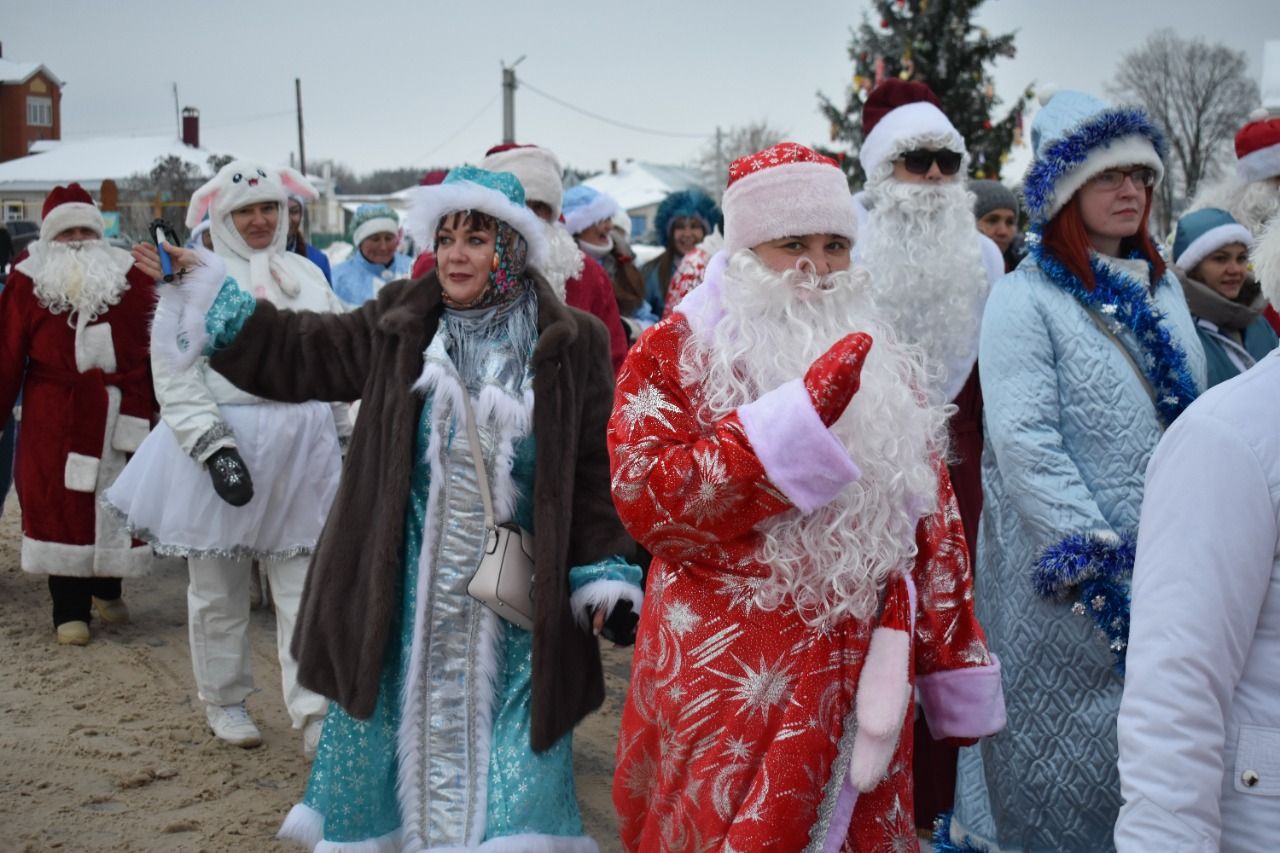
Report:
0,134,232,192
0,57,63,87
582,161,708,212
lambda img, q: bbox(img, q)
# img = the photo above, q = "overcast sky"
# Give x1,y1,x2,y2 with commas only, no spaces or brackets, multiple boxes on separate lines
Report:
3,0,1275,180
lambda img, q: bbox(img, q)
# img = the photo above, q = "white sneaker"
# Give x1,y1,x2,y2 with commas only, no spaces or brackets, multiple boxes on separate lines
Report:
205,702,262,748
302,716,325,757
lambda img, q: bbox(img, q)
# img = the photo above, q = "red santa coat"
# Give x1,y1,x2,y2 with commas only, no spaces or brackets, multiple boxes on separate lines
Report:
0,252,157,576
608,278,1005,851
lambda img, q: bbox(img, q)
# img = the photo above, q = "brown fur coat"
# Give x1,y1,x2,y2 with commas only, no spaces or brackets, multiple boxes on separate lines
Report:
208,272,632,750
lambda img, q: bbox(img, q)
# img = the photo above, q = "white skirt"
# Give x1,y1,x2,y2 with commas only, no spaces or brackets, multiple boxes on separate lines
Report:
104,401,341,560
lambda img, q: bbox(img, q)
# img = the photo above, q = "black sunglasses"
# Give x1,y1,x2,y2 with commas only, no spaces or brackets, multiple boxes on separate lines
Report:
899,149,964,176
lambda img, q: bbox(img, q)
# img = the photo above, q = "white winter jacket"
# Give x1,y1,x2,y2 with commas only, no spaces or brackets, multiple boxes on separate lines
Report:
1116,349,1280,852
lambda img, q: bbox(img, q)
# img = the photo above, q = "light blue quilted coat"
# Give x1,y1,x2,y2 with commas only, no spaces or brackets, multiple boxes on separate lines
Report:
950,255,1206,852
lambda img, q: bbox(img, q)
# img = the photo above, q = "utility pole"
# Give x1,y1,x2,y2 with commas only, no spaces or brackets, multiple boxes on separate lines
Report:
172,83,180,140
501,56,526,144
295,77,307,176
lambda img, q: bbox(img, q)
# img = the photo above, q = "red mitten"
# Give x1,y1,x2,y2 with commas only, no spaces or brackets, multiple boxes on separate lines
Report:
804,332,873,427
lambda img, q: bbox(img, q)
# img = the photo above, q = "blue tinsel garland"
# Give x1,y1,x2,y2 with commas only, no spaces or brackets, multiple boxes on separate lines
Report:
932,812,990,852
1034,531,1136,674
1029,232,1199,428
1023,107,1167,224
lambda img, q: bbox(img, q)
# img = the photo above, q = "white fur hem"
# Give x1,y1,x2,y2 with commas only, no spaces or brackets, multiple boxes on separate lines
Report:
64,452,100,493
150,249,229,371
111,415,151,453
569,579,644,631
278,802,401,851
21,535,152,578
76,321,117,373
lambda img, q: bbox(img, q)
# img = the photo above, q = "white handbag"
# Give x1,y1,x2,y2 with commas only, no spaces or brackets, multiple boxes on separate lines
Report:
459,390,536,631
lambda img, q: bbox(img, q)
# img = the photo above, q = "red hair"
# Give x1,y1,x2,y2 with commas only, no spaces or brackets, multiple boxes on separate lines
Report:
1041,187,1165,291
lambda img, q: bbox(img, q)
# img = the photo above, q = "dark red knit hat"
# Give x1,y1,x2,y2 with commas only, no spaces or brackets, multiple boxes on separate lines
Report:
861,79,943,137
39,182,104,241
42,182,95,219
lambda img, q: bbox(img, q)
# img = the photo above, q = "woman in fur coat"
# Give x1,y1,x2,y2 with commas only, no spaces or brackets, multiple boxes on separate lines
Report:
134,165,641,852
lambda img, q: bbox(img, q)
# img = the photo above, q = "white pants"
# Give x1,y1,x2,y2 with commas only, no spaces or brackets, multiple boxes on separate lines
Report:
187,554,328,728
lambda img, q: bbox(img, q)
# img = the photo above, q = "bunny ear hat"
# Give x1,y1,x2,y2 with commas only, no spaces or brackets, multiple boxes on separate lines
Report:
186,160,318,260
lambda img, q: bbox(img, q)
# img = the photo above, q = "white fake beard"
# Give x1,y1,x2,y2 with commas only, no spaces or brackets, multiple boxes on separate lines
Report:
1253,216,1280,309
533,221,580,302
858,175,990,404
1191,174,1280,237
680,249,949,627
27,239,131,326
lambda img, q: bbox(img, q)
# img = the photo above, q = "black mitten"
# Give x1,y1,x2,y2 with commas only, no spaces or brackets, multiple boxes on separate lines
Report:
207,447,254,507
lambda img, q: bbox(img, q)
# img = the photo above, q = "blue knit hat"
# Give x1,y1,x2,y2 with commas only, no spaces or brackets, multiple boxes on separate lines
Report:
404,164,548,268
1023,90,1166,225
562,185,619,236
348,203,400,246
1171,208,1254,271
654,189,722,247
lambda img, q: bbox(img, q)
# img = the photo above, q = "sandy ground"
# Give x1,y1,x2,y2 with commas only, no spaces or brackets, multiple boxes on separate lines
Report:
0,491,629,852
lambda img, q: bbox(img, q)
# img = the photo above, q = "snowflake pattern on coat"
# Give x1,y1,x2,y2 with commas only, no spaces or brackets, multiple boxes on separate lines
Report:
609,313,1002,852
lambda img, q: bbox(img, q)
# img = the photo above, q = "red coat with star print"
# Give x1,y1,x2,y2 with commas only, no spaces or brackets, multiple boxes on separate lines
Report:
608,281,1005,852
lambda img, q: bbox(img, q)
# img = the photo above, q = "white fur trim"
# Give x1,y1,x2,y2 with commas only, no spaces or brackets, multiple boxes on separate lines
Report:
859,101,964,176
75,321,117,373
20,534,151,578
1237,143,1280,183
848,626,911,792
569,579,644,630
722,162,857,254
111,415,151,453
1045,134,1165,221
562,193,618,237
475,833,600,852
352,217,400,249
481,147,565,222
64,452,100,493
1175,223,1255,271
405,182,549,270
278,802,402,851
39,201,105,242
149,248,229,372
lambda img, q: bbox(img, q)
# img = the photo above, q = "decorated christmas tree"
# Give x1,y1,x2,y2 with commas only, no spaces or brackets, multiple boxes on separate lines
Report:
818,0,1033,186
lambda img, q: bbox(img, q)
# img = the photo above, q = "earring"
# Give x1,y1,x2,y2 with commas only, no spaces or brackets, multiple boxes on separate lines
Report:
491,252,500,272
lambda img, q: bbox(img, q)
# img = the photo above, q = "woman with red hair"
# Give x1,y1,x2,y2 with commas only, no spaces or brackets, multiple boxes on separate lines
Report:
942,91,1206,852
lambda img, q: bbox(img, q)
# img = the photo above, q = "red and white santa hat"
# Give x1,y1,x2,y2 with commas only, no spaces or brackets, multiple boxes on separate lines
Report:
859,79,965,178
39,182,105,242
481,143,565,222
1236,109,1280,183
722,142,857,254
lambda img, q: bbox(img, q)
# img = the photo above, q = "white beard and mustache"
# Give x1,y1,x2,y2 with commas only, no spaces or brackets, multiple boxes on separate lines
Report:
21,239,134,326
1190,174,1280,237
857,177,990,404
533,221,580,302
680,249,950,627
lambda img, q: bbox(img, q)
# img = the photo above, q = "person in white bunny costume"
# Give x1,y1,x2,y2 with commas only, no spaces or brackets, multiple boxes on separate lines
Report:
105,161,347,754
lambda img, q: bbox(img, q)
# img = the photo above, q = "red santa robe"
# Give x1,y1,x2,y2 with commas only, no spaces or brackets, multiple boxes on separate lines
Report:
608,274,1005,851
0,247,157,576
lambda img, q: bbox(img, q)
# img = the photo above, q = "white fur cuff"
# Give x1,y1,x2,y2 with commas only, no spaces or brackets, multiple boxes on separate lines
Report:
150,249,229,371
569,579,644,631
111,415,151,453
64,452,100,493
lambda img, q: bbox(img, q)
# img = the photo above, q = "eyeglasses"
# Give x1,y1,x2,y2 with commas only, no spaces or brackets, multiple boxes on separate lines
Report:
899,149,964,176
1088,167,1158,191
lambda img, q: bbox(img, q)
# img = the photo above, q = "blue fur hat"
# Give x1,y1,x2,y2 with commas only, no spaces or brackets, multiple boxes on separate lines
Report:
1171,208,1254,271
1023,90,1166,225
654,189,722,248
562,185,619,236
404,165,548,268
348,203,400,246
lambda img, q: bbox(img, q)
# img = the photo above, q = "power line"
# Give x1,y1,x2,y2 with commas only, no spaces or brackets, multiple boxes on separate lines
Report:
520,79,710,140
419,92,502,163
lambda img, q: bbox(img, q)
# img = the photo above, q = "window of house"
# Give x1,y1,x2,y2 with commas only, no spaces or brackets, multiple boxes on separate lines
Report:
3,201,24,222
27,96,53,127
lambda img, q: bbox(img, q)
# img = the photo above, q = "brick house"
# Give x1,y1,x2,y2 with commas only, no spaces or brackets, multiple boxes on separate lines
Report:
0,48,63,165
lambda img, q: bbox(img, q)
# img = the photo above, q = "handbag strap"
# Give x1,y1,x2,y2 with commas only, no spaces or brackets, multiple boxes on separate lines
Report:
1083,306,1160,411
457,391,496,531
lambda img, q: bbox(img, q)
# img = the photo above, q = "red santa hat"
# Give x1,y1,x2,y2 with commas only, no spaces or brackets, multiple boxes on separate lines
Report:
481,143,565,222
721,142,857,254
1236,109,1280,183
39,183,105,242
859,79,965,177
